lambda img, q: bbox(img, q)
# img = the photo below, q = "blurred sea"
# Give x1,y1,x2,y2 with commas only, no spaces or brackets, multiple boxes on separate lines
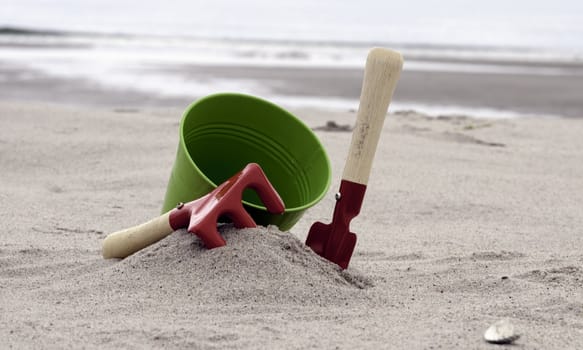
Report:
1,0,582,115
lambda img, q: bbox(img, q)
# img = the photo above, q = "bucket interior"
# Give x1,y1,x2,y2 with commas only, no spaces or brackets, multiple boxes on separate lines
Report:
181,94,330,211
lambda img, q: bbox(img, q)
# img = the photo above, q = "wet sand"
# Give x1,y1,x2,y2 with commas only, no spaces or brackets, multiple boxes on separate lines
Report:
1,59,583,117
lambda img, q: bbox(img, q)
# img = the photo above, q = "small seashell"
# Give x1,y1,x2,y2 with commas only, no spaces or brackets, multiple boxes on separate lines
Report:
484,319,520,344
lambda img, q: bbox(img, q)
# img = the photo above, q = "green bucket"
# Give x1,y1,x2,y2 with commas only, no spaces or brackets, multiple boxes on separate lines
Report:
161,93,331,231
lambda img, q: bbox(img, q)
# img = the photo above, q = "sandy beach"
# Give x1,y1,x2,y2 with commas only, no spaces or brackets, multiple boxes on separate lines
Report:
1,98,582,348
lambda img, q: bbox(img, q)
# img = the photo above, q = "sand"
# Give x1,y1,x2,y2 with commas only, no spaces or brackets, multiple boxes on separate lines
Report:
1,101,583,349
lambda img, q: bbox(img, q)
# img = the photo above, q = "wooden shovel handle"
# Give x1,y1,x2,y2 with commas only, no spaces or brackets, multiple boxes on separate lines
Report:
342,48,403,185
102,211,174,259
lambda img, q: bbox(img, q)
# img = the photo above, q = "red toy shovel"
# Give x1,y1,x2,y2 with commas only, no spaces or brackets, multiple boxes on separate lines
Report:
306,48,403,269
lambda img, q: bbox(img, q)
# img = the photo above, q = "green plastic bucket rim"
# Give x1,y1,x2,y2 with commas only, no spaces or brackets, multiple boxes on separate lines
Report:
178,92,332,214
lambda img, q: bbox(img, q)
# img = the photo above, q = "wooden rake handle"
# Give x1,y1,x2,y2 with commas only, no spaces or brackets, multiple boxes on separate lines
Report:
101,211,173,259
342,48,403,185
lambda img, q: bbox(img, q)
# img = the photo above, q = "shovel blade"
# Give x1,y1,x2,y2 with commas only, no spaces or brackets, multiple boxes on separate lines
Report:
305,221,330,256
306,221,357,269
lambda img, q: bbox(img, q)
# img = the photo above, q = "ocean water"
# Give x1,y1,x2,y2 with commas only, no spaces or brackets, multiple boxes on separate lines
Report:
1,0,582,115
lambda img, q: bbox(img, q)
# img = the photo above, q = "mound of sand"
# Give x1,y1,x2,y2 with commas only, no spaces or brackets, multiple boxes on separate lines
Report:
63,226,372,309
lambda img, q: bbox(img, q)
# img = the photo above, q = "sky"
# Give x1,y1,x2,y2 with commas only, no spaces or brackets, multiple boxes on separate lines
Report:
2,0,582,49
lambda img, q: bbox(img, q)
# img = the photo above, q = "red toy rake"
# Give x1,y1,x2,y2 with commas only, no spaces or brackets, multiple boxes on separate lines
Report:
305,48,403,269
102,163,284,259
